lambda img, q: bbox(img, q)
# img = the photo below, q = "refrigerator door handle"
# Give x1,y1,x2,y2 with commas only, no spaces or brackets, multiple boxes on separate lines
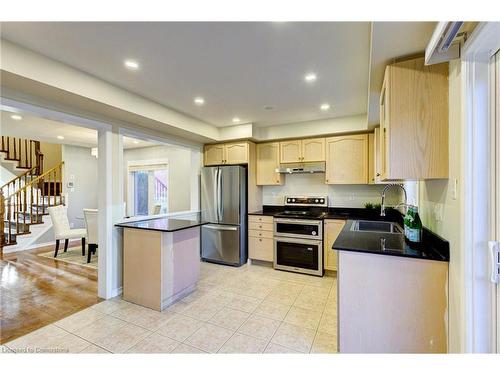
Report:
217,167,223,222
204,224,239,231
213,168,220,222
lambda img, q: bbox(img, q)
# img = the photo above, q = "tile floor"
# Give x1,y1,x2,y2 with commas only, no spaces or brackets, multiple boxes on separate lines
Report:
2,261,338,354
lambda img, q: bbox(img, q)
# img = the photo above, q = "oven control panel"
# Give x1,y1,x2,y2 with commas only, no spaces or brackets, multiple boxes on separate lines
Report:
284,196,328,207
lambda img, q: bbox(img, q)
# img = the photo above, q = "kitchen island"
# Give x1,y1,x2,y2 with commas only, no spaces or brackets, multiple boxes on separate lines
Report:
333,220,450,353
115,217,207,311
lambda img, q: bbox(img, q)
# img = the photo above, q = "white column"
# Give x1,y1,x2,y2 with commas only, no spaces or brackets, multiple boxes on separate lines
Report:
190,149,202,212
97,126,123,299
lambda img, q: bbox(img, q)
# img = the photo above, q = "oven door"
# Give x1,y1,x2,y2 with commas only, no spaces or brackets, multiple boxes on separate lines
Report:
274,237,323,276
274,218,322,240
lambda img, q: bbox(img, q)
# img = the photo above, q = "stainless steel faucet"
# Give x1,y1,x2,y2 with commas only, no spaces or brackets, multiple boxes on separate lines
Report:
380,184,408,216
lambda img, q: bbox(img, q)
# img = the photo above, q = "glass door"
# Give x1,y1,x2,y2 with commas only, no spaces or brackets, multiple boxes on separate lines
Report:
129,164,169,217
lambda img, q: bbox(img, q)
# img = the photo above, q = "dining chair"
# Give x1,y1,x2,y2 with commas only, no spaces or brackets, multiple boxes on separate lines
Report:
83,209,98,263
47,205,87,258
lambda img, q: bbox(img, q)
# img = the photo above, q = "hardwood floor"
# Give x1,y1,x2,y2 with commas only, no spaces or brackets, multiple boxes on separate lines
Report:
0,241,101,344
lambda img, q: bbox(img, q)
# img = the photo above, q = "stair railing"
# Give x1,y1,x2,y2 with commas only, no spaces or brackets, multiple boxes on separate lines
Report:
3,162,64,247
1,136,44,199
1,136,43,171
1,166,39,201
0,190,4,252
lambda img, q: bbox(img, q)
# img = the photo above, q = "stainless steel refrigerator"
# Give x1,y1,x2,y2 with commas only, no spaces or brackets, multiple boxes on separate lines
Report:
201,165,247,266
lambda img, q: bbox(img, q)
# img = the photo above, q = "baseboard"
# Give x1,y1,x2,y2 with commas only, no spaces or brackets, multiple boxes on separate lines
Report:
110,287,123,299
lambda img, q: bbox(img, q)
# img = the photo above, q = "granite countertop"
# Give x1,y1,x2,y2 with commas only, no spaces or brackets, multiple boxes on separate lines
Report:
249,206,449,262
333,219,449,262
249,206,401,222
115,218,207,232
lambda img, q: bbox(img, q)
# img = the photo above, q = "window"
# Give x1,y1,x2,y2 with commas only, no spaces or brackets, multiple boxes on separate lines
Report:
127,160,169,217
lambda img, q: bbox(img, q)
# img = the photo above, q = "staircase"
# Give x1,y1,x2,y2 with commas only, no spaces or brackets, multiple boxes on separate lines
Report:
1,136,64,252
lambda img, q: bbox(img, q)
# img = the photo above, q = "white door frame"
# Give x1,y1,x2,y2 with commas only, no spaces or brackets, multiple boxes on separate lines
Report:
493,48,500,353
462,22,500,353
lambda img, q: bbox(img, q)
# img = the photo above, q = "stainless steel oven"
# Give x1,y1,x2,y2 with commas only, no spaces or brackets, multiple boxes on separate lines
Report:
274,218,323,276
274,218,322,240
274,237,323,276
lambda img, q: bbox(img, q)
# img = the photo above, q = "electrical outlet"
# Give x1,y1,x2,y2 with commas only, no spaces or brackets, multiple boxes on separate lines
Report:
434,203,444,222
70,222,74,228
349,193,355,201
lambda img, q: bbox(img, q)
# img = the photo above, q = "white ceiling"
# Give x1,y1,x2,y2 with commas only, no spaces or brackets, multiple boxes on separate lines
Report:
1,22,371,128
0,110,156,149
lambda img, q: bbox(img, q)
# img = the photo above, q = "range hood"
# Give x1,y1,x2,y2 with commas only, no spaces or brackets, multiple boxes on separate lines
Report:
275,162,326,174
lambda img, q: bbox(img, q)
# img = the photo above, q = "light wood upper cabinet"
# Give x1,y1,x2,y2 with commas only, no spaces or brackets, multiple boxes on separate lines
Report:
324,219,345,271
225,142,249,164
368,132,375,184
279,138,325,163
204,144,225,166
280,140,302,163
380,57,449,180
373,127,382,184
325,134,368,184
301,138,326,162
204,142,249,165
256,142,283,186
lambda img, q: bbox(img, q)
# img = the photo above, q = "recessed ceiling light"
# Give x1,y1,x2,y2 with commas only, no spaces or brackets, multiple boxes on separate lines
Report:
320,103,331,111
57,135,65,140
304,73,317,82
10,114,22,120
133,140,139,144
194,97,205,106
124,59,139,70
232,117,240,123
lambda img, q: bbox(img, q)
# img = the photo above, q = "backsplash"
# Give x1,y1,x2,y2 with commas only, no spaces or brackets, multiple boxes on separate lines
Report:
262,173,400,207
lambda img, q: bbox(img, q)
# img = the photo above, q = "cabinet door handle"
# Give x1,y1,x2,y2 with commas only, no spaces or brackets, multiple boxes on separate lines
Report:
376,173,381,177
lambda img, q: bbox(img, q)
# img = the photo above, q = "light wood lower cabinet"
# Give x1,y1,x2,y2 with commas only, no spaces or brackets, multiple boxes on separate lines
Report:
325,134,368,184
323,219,346,271
248,215,274,262
338,251,448,353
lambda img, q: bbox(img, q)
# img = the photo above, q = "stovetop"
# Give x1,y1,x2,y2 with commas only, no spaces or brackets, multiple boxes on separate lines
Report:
273,196,329,220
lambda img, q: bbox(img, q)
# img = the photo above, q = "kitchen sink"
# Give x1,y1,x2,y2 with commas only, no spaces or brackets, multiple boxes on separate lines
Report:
350,220,402,234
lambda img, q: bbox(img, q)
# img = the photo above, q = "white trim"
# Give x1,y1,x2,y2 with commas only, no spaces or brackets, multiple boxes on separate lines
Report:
461,22,500,353
492,49,500,354
97,129,114,299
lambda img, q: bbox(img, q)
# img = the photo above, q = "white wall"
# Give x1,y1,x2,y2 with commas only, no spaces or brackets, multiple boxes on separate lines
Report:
122,144,194,214
255,114,368,141
262,173,400,208
62,144,99,229
0,165,16,186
